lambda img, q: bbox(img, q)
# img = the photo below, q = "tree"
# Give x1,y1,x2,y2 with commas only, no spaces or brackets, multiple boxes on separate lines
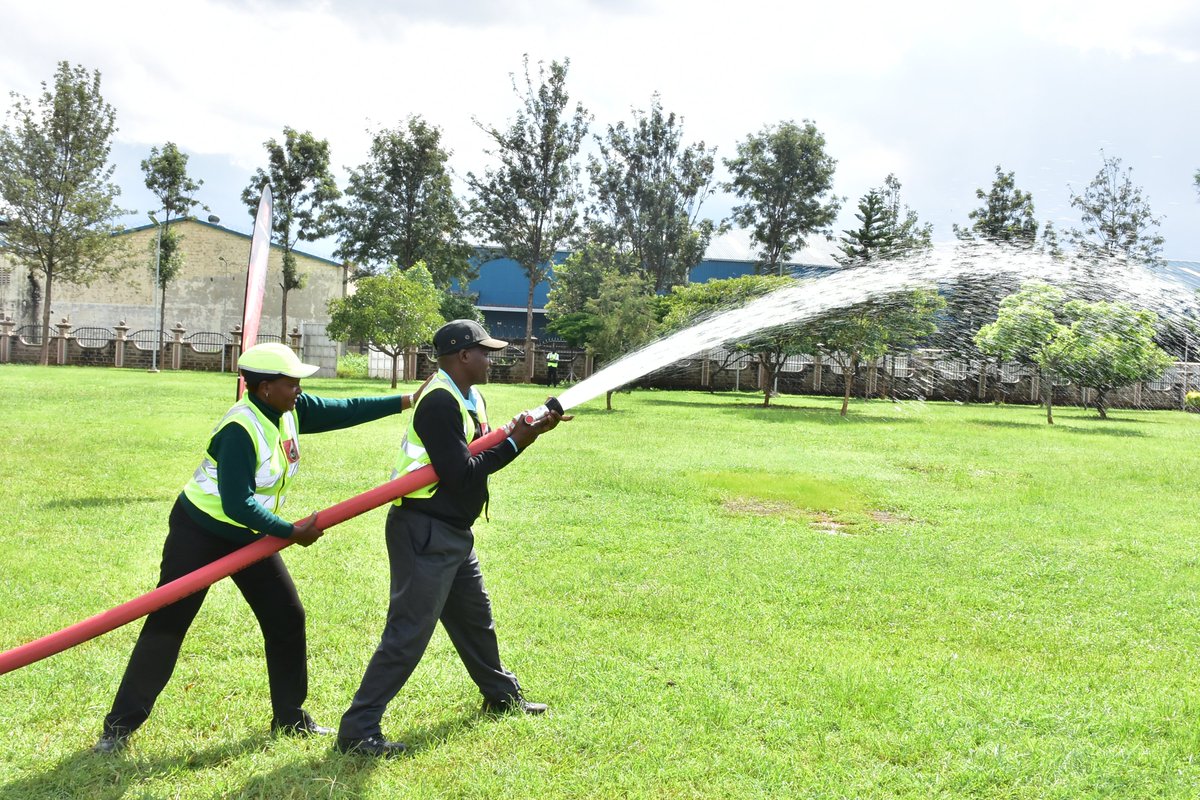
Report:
838,189,895,263
325,262,443,388
661,274,796,407
337,116,472,287
974,282,1067,424
953,165,1038,244
584,271,657,410
813,290,944,416
588,94,717,293
880,174,933,254
724,120,841,275
545,242,636,348
1049,300,1172,418
142,142,204,342
439,290,482,325
0,62,127,365
1068,153,1164,265
468,57,590,380
840,176,934,264
243,127,340,340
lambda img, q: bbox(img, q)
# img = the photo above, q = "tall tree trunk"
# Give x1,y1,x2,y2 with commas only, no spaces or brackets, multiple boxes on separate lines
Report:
38,270,53,366
761,354,772,407
1096,388,1108,419
158,281,168,363
840,355,858,417
1045,381,1054,425
524,276,536,383
605,389,613,410
390,352,400,388
280,288,289,342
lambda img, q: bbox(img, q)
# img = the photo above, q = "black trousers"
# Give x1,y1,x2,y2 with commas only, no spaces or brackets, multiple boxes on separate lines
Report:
338,506,520,739
102,499,308,735
547,365,558,386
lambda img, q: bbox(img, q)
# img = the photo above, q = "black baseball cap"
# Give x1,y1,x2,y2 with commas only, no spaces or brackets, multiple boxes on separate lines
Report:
434,319,508,356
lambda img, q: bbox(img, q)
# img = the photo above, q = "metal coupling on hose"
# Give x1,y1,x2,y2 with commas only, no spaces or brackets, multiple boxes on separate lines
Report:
523,396,564,425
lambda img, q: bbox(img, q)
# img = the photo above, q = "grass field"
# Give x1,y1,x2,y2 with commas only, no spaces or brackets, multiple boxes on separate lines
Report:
1,364,1199,799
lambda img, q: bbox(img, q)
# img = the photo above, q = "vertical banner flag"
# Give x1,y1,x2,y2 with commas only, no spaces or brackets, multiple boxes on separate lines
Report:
237,185,273,398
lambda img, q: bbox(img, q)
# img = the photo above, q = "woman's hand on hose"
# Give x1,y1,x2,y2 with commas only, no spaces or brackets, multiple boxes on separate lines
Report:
290,512,324,547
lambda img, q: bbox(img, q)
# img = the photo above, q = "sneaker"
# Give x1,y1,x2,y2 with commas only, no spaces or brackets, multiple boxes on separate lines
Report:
481,694,548,715
335,734,407,758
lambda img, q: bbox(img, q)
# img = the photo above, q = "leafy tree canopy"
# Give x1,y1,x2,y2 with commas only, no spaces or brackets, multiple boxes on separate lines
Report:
588,94,717,292
0,61,128,364
724,120,840,275
953,165,1038,244
325,261,443,387
1068,152,1163,265
468,56,590,366
243,127,340,339
337,116,472,287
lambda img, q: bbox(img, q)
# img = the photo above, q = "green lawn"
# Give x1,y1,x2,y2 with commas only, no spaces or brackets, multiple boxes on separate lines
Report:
1,364,1199,799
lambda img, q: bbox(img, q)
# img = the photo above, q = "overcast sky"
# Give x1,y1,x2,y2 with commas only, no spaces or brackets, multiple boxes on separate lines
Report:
2,0,1198,262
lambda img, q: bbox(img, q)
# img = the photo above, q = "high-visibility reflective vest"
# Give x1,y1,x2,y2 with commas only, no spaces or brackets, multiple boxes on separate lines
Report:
182,398,300,530
392,372,488,502
546,351,559,368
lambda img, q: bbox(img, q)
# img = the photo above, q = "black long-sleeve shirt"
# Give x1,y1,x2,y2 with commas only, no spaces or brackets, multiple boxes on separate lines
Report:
180,391,406,544
399,386,520,528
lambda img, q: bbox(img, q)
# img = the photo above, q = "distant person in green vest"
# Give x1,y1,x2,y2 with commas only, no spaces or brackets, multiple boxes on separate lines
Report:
93,343,426,755
336,320,567,758
546,348,560,387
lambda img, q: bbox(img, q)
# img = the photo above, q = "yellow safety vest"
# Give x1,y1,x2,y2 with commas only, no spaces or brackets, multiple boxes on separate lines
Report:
546,351,559,367
392,372,488,501
182,398,300,531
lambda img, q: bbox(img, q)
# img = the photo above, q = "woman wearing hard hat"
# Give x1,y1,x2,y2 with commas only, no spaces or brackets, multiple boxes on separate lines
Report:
93,343,425,754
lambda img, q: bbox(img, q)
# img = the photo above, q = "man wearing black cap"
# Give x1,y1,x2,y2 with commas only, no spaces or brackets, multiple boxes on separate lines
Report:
336,320,566,758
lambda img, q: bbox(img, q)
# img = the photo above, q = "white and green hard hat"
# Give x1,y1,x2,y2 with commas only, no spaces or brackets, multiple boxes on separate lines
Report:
238,342,319,378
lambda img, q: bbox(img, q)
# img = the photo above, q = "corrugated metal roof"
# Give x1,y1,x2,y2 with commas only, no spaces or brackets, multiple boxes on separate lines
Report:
703,228,842,267
1153,261,1200,291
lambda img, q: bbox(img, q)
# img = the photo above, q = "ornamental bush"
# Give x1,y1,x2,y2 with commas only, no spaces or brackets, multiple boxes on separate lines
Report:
336,352,368,379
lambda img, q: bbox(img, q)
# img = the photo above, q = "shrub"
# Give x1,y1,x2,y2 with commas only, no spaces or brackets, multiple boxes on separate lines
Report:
1186,391,1200,411
336,352,369,379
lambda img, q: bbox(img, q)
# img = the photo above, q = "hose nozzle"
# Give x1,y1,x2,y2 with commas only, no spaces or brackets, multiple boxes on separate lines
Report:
523,396,564,425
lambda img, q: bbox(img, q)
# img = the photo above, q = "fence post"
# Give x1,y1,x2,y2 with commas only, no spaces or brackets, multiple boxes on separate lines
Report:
0,316,13,364
405,346,417,381
812,357,823,392
113,320,129,368
700,350,710,388
525,336,538,384
171,322,185,370
289,327,302,353
55,318,72,365
230,325,243,369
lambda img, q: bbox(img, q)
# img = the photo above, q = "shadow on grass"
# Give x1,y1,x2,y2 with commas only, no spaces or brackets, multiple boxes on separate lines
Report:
635,397,920,425
232,711,482,796
42,496,162,510
0,735,260,800
968,418,1149,437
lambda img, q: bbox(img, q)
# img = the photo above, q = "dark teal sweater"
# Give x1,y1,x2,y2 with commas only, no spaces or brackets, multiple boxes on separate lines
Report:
179,391,405,544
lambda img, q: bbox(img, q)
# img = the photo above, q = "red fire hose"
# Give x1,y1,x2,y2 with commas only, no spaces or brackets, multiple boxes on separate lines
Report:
0,426,511,677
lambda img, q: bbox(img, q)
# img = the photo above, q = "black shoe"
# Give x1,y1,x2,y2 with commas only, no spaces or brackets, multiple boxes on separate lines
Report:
335,734,407,758
481,694,548,715
92,732,129,754
272,710,333,737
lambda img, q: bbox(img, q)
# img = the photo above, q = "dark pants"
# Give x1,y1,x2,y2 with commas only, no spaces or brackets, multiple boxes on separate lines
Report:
338,506,519,739
547,365,558,387
102,499,308,735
